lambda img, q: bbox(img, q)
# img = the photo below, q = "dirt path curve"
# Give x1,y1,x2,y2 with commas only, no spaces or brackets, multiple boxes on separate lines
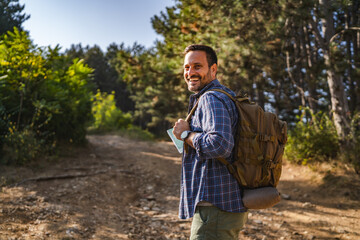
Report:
0,134,359,239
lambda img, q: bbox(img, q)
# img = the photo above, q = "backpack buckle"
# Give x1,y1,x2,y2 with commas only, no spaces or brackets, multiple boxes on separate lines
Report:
263,160,275,169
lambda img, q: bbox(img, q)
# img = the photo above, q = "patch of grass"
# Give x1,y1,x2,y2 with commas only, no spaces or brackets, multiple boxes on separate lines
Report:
0,176,7,187
87,126,154,141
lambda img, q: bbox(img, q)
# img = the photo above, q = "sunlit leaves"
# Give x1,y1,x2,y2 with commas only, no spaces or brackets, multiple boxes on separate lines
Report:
0,28,93,163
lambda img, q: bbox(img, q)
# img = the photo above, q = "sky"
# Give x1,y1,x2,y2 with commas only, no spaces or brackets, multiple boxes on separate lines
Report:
19,0,174,52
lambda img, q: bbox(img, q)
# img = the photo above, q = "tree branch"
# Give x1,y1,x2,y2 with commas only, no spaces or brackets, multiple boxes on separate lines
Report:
308,17,327,50
10,169,134,187
329,27,360,44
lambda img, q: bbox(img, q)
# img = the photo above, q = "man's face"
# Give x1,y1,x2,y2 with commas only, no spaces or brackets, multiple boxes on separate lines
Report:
183,51,217,93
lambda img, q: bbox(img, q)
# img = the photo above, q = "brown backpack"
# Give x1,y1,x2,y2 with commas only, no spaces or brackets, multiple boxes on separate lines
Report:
186,89,287,189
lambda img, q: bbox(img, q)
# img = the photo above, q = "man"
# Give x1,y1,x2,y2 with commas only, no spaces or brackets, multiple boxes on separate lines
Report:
173,44,248,240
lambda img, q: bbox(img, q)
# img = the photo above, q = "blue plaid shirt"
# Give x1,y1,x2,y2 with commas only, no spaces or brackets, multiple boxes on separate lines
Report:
179,79,246,219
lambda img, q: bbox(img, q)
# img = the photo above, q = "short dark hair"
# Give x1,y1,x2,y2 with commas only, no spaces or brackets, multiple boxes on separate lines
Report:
184,44,218,67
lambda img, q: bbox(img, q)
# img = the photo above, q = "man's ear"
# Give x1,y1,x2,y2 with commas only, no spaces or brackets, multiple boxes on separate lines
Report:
210,63,217,79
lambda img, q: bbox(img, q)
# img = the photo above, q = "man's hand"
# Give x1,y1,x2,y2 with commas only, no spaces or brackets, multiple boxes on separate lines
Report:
173,119,190,140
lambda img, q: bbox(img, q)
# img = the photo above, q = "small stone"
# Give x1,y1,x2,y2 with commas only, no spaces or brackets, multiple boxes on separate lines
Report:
302,202,314,208
274,223,282,228
253,219,263,224
150,221,161,228
281,193,291,200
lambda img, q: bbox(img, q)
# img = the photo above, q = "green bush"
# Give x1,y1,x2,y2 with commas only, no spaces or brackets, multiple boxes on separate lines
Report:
2,124,45,165
41,58,93,143
116,126,154,141
0,28,93,164
0,102,9,149
90,90,132,131
285,107,340,164
343,112,360,173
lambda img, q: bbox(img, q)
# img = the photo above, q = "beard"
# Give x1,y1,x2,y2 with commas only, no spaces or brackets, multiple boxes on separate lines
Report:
186,70,213,93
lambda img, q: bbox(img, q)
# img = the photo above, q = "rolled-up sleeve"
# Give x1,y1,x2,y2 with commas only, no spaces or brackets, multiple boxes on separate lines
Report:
192,93,235,159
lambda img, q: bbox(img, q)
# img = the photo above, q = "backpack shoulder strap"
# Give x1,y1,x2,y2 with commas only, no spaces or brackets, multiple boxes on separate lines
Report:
185,98,200,122
185,88,248,122
210,89,236,102
211,88,251,104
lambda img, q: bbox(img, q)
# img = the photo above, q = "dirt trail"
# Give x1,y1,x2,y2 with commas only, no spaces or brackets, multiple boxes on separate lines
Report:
0,134,359,239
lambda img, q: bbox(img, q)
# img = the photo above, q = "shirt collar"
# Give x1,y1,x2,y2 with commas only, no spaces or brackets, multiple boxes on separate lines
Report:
193,79,221,98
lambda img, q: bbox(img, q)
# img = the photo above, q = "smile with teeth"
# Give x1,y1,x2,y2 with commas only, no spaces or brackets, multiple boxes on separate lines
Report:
188,77,200,82
189,79,199,86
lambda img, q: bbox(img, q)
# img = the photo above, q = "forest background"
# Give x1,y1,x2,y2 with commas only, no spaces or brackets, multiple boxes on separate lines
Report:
0,0,359,172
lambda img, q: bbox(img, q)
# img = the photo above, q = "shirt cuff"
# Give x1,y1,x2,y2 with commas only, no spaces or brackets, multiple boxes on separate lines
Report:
192,132,203,159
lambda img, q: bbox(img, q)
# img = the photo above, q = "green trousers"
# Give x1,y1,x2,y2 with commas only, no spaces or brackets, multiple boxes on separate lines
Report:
190,206,248,240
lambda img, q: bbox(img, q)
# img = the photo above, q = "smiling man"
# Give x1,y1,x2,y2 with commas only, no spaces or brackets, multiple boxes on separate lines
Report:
172,44,248,240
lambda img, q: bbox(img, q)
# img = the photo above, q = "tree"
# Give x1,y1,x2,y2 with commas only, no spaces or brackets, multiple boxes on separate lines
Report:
0,28,93,163
65,43,134,113
114,42,185,133
0,0,30,35
110,0,359,141
282,0,359,140
310,0,350,140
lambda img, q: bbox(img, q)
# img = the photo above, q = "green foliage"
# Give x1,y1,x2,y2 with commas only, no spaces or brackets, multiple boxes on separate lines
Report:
120,0,297,133
46,58,93,142
90,90,132,131
65,44,134,113
285,107,340,164
0,28,93,164
0,0,30,35
343,113,360,173
115,43,186,134
0,101,10,150
1,124,47,165
116,126,154,141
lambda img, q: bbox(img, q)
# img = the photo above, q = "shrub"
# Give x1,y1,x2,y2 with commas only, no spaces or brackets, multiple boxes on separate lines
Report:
285,107,340,164
0,28,93,164
0,101,55,165
1,124,45,165
90,90,132,131
343,112,360,173
117,126,154,141
41,58,93,143
0,102,9,150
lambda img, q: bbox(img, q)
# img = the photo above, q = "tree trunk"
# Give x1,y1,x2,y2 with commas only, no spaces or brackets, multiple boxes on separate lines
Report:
352,1,360,111
310,0,351,140
345,8,356,113
303,25,318,112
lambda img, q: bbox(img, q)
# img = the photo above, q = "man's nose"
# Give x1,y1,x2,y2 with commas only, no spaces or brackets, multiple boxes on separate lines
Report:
188,67,196,76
